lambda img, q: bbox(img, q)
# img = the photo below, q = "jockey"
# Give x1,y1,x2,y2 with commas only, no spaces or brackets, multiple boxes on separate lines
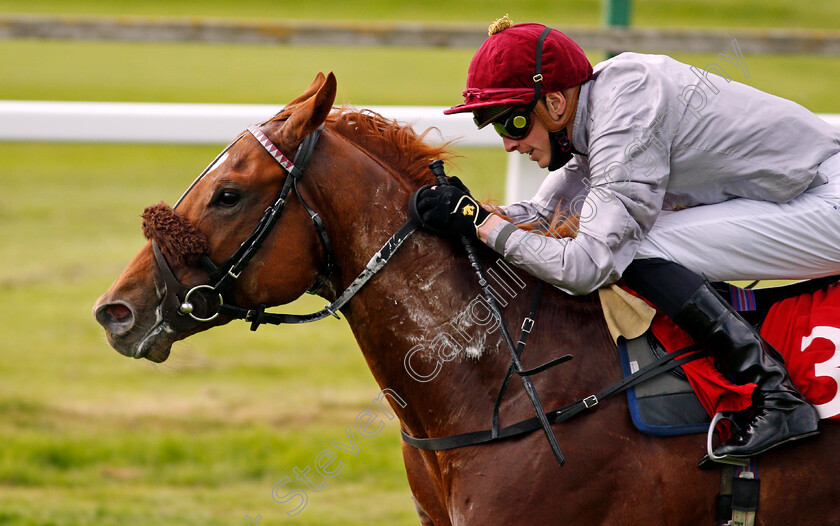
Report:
413,17,840,460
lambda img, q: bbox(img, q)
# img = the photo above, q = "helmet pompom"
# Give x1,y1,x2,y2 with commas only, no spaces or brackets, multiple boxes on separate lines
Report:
488,14,513,36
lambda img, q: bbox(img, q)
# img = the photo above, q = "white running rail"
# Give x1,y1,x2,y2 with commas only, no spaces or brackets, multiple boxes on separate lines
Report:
2,100,839,203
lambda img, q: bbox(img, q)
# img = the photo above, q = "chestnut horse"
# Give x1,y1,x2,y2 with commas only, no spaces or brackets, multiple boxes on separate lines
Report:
94,73,839,525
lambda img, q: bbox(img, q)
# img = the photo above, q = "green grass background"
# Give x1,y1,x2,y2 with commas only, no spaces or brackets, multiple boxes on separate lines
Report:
1,1,839,525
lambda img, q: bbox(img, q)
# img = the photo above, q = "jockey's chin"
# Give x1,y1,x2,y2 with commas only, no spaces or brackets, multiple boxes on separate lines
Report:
534,154,550,169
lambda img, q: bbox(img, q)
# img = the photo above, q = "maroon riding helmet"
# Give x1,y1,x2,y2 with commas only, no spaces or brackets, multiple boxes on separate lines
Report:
446,21,593,168
445,21,592,115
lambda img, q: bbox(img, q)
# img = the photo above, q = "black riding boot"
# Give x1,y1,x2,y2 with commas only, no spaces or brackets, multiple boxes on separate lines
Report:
675,282,821,458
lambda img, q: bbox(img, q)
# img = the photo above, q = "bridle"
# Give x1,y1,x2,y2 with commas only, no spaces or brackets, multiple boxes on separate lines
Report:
151,120,333,331
151,119,417,332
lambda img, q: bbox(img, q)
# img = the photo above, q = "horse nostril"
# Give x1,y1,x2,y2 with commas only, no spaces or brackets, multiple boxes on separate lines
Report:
107,304,132,321
95,301,136,336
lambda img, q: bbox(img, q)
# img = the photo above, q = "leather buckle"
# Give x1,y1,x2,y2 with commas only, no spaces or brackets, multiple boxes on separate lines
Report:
521,317,535,334
583,395,598,409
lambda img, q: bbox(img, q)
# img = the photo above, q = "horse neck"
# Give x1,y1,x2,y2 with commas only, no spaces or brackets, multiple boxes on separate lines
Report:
301,130,617,439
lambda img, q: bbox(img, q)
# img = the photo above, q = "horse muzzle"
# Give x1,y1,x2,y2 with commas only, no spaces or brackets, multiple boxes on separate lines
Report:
94,240,222,362
93,288,175,363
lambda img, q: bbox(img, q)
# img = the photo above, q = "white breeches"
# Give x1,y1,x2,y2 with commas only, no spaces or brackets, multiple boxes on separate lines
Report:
636,152,840,282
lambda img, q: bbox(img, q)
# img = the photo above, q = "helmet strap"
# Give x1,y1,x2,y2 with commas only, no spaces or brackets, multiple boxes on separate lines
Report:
524,26,553,116
530,26,576,172
547,128,582,171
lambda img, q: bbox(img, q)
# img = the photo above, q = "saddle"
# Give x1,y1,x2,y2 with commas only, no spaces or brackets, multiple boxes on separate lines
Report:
614,276,840,436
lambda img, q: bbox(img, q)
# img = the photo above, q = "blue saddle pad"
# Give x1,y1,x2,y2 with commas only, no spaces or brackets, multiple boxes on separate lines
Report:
618,333,711,436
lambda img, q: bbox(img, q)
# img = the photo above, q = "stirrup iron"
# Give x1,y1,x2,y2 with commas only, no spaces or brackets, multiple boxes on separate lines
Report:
706,412,751,467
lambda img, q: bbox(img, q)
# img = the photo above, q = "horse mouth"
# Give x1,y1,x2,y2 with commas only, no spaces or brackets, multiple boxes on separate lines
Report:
143,346,171,363
132,321,175,362
104,317,175,363
136,340,172,363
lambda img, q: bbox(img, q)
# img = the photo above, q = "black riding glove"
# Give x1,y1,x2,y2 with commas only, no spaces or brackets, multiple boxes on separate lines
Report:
411,183,492,239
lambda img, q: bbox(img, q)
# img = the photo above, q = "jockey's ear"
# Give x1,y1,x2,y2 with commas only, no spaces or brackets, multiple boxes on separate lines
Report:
281,72,336,145
286,72,327,107
544,92,567,119
534,92,567,133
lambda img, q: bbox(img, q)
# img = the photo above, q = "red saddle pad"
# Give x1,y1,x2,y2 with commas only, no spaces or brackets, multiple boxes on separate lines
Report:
645,282,840,420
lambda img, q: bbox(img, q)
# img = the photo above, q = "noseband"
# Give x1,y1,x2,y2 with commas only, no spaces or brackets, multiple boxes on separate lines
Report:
147,122,336,332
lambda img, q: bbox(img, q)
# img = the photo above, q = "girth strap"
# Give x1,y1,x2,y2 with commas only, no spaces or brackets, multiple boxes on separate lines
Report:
401,343,706,451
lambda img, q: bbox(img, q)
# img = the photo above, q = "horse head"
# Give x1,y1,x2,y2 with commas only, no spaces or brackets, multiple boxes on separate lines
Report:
93,73,342,362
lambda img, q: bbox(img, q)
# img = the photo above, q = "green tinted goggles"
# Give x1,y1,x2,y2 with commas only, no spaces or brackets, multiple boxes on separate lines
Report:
473,106,534,140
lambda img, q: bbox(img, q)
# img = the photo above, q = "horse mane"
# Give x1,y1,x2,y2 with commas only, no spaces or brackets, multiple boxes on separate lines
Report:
328,107,454,189
272,106,453,190
326,109,584,236
269,106,582,237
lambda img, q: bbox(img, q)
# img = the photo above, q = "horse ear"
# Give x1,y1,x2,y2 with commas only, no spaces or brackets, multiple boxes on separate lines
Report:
286,72,327,107
280,72,337,145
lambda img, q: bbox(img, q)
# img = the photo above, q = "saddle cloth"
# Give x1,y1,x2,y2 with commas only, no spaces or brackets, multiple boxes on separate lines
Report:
761,281,840,420
613,281,840,436
618,332,710,436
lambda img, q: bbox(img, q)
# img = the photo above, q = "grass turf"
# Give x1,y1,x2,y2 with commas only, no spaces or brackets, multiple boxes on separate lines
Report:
2,40,839,113
1,0,840,29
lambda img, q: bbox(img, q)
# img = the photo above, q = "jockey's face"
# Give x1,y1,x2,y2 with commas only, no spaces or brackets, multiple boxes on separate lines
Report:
501,112,553,169
501,91,577,170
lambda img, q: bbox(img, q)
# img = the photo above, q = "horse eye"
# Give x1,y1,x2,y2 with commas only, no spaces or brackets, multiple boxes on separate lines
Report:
215,189,240,207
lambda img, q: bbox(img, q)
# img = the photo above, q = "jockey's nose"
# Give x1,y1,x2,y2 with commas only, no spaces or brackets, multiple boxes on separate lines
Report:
93,295,136,337
501,136,519,153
